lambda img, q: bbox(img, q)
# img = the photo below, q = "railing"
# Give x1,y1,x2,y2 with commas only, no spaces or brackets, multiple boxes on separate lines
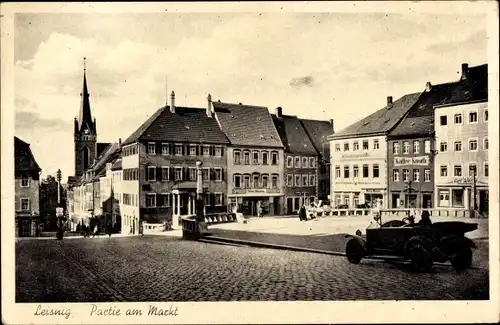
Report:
181,212,238,240
203,213,238,225
307,207,477,218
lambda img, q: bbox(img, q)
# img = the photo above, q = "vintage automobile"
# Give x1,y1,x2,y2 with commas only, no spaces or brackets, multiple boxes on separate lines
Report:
345,214,478,271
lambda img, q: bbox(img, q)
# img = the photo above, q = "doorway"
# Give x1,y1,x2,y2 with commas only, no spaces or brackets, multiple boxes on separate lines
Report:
422,194,432,209
479,190,489,214
392,194,399,209
405,194,417,208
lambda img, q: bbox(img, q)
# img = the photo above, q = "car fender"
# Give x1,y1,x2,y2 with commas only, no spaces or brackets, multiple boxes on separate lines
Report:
404,235,434,258
440,235,477,249
344,234,368,254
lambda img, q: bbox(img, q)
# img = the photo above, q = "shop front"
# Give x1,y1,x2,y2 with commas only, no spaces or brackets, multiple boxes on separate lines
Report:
436,177,488,212
229,188,283,216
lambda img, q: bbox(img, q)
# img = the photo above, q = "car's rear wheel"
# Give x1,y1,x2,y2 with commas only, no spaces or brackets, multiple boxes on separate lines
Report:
346,239,363,264
410,243,432,272
451,245,472,270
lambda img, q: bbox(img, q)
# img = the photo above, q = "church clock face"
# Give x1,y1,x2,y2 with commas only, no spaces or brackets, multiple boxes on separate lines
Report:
83,129,89,135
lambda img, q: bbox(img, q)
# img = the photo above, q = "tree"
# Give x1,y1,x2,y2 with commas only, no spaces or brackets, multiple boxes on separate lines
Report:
40,175,67,230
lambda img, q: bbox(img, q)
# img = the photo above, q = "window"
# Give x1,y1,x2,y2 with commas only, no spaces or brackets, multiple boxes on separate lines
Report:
344,166,350,178
362,165,369,178
335,165,341,178
454,114,462,124
253,151,259,164
353,165,359,178
403,169,409,182
215,193,223,206
262,175,269,188
244,175,251,188
204,195,211,206
215,146,222,157
310,157,316,168
147,166,156,181
484,163,489,177
373,140,380,150
271,151,278,165
20,198,30,211
302,157,309,168
163,193,171,207
393,142,400,154
413,169,420,182
287,156,293,168
452,189,464,207
244,151,250,165
234,151,241,164
469,111,478,123
335,144,341,152
469,139,478,151
424,140,431,154
469,164,477,177
271,175,279,188
362,140,369,150
262,152,269,165
440,142,447,152
234,175,241,188
344,142,349,151
439,190,450,207
353,142,359,151
440,165,448,177
189,167,196,181
413,141,420,154
454,165,462,177
302,175,309,186
310,175,316,186
253,175,259,188
203,146,210,156
161,143,170,155
393,169,400,182
403,141,410,154
21,176,30,187
162,167,169,181
484,137,489,150
454,141,462,152
146,194,156,208
148,142,156,154
202,168,210,181
215,168,222,181
188,144,196,156
295,175,301,187
484,109,488,122
424,169,431,182
440,115,447,126
372,164,379,178
294,156,301,168
175,144,183,156
175,167,183,181
287,174,293,187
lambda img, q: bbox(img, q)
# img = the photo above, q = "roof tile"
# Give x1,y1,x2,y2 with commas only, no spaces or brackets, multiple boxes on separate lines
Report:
271,114,317,155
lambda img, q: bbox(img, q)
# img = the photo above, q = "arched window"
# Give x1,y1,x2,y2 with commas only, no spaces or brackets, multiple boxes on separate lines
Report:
82,146,90,170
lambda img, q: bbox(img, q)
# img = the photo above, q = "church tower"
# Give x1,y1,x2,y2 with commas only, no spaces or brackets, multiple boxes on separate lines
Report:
74,57,97,177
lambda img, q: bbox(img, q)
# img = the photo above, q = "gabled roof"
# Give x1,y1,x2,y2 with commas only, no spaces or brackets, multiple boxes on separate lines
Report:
389,64,488,138
213,101,284,148
14,136,41,172
122,106,230,145
331,92,422,139
111,158,122,171
271,114,317,155
300,118,333,160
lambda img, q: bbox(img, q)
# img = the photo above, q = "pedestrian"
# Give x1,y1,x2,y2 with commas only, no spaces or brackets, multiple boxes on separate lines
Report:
106,222,112,238
257,201,263,218
298,205,307,221
139,221,144,237
93,224,98,238
419,210,432,226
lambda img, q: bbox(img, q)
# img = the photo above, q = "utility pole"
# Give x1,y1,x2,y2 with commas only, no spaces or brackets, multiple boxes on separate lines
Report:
56,169,62,205
472,169,477,218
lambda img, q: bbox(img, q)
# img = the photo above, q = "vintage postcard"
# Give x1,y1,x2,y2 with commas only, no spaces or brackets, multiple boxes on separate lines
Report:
1,1,499,324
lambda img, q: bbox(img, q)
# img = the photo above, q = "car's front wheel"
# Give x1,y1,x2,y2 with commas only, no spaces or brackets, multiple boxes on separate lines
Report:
409,243,433,272
451,245,472,270
346,239,363,264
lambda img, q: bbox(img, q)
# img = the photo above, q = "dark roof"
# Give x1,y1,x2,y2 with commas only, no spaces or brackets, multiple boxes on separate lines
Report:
91,143,121,174
96,142,111,157
271,114,318,155
331,93,422,139
213,101,284,148
389,64,488,138
14,136,41,172
300,118,333,160
122,106,230,145
111,158,122,171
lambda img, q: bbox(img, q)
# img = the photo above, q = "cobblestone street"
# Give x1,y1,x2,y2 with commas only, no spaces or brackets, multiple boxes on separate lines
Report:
16,236,489,302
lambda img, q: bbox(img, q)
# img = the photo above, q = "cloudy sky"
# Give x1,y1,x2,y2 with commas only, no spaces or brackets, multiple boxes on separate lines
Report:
14,8,488,180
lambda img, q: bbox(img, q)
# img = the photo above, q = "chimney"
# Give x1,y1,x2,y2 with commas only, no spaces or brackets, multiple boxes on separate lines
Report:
207,93,212,117
118,138,122,146
170,91,176,113
461,63,469,80
276,106,283,117
425,82,432,92
387,96,393,106
329,119,335,132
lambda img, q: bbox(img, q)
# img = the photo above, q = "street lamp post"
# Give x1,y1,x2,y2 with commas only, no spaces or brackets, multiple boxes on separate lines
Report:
196,161,204,222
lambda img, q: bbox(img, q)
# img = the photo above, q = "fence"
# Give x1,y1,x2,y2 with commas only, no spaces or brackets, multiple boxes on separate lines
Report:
308,208,478,218
181,212,238,239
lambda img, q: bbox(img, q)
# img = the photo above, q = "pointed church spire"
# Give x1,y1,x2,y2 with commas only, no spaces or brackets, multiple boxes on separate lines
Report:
78,57,94,133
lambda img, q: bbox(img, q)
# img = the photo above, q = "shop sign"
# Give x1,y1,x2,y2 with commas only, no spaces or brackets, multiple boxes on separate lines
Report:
232,188,281,195
394,156,429,167
453,177,474,184
341,152,369,159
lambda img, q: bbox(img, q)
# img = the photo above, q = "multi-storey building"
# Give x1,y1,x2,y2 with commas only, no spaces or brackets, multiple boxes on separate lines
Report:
434,64,488,215
300,118,334,201
15,136,42,237
328,94,421,208
120,92,230,232
272,107,319,214
213,101,285,216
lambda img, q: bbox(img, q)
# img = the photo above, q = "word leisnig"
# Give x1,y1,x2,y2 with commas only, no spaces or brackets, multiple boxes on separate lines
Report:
89,304,179,317
34,305,71,319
